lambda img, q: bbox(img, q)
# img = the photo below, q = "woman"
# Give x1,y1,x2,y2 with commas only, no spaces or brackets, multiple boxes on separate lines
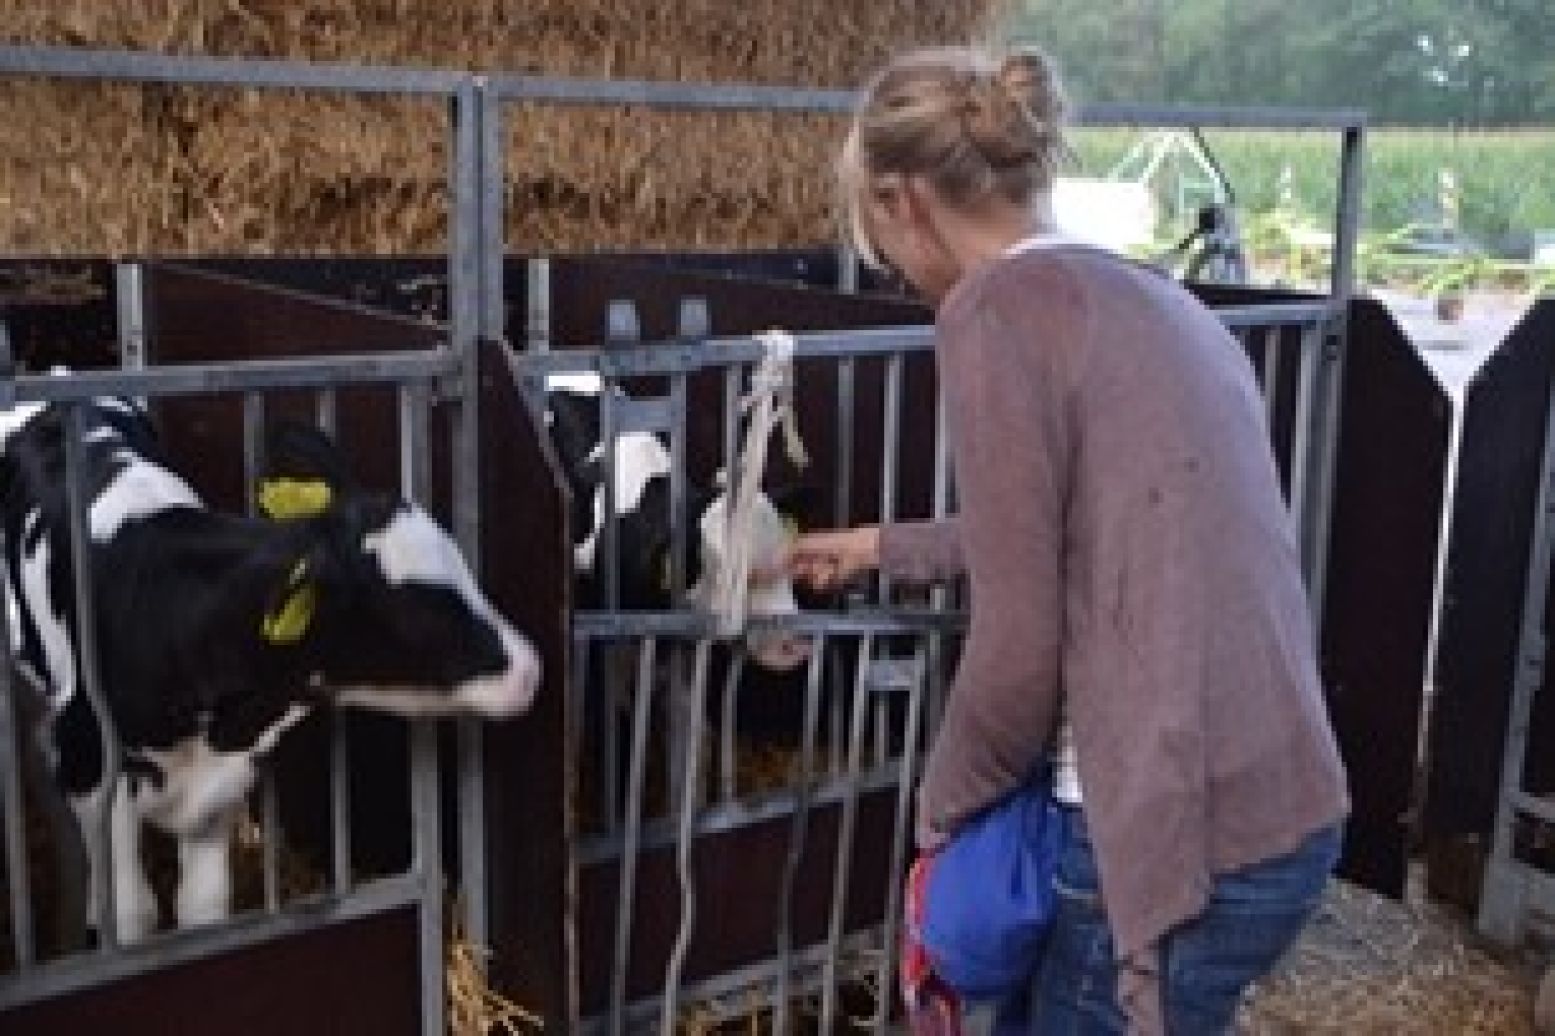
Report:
788,46,1349,1033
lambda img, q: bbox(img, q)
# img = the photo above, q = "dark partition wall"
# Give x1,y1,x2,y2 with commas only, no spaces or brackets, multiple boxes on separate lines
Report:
475,338,573,1023
1428,303,1555,858
3,910,421,1035
1320,298,1451,897
0,260,118,371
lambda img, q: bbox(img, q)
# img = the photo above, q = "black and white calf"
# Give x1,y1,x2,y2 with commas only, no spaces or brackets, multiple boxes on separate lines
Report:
0,398,540,943
544,373,810,671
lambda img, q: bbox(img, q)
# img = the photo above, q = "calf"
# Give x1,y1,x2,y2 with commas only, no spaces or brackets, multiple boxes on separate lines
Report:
0,398,540,943
544,375,809,671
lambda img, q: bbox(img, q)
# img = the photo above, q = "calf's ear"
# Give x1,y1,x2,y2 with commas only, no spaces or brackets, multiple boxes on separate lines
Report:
257,421,360,521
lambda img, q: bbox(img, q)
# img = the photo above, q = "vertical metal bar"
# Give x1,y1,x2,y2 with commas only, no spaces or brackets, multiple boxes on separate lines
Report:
658,640,714,1034
772,641,828,1033
114,262,147,373
872,681,889,770
873,355,903,767
477,78,506,349
451,80,491,970
668,372,689,600
0,551,34,967
722,364,741,496
63,403,120,951
1305,124,1366,633
835,357,855,530
453,415,489,947
1286,324,1321,537
719,650,746,802
240,393,264,502
879,354,902,601
564,630,587,1031
831,357,857,776
602,647,621,832
1261,325,1282,431
819,635,875,1031
1330,125,1366,303
873,650,928,1034
526,257,552,353
449,81,482,363
926,391,952,737
308,392,353,896
401,381,446,1036
0,328,30,968
600,383,621,610
408,720,444,1029
607,637,657,1036
240,392,284,914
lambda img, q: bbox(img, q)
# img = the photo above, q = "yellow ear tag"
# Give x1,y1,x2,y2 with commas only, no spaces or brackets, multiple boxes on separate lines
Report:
261,559,317,645
258,478,333,522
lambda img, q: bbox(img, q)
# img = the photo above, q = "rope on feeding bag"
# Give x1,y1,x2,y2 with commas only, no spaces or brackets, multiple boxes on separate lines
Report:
709,329,809,638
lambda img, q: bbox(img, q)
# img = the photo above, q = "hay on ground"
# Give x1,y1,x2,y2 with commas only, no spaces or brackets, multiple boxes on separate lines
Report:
1240,878,1540,1034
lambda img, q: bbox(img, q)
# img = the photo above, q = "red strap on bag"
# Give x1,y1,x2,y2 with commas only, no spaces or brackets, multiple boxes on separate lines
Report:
900,853,965,1035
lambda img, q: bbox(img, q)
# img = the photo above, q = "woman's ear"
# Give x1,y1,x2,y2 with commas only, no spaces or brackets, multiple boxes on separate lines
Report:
899,177,941,234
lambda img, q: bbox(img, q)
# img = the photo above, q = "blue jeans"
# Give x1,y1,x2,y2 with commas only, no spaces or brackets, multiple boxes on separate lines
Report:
1026,809,1341,1034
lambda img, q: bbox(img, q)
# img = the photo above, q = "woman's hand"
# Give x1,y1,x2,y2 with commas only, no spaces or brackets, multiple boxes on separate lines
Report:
786,526,882,592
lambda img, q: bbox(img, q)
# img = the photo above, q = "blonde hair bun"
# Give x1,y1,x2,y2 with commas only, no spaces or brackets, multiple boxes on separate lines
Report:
837,45,1070,267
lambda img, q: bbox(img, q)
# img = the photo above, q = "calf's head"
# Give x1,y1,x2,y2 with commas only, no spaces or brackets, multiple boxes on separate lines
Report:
686,485,812,671
544,381,813,671
258,422,541,719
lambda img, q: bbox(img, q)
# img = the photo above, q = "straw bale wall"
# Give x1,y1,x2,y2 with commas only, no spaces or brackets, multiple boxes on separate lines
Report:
0,1,996,254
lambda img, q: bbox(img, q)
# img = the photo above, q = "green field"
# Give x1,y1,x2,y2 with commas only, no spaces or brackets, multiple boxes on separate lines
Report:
1068,127,1555,252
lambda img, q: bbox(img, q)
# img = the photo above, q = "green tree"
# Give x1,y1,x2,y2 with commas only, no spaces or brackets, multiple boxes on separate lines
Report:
1005,0,1555,126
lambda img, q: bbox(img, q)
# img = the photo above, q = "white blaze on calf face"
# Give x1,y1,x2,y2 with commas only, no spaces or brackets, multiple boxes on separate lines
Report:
359,504,542,718
692,491,811,672
573,431,673,573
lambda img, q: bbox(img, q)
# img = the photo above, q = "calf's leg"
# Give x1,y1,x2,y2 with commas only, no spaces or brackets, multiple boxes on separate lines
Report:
175,810,234,929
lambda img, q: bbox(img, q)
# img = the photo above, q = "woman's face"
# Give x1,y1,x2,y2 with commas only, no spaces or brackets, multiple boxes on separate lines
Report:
863,180,961,306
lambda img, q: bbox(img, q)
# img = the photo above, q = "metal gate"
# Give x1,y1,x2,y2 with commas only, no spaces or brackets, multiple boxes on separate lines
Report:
0,40,1380,1036
0,47,485,1035
502,311,1350,1030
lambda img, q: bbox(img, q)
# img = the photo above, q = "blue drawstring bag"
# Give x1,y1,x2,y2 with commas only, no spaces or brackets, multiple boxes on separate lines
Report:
918,771,1066,1003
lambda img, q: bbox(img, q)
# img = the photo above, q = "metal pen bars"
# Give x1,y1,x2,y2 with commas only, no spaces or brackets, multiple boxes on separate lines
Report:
0,39,1366,1032
0,45,485,1032
0,373,451,1030
545,297,1335,1032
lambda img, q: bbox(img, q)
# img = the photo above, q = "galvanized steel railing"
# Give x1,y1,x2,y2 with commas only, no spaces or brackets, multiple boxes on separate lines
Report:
0,40,1365,1034
512,291,1342,1031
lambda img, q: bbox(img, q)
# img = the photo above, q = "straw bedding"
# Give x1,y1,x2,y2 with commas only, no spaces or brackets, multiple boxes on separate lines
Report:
1239,876,1541,1034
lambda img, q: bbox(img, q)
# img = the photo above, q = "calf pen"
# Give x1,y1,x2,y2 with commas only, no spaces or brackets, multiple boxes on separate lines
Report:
0,266,476,1032
509,291,1346,1033
0,40,1460,1036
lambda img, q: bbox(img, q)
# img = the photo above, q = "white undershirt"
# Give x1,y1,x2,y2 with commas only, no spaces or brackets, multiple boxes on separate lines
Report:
1005,231,1085,806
